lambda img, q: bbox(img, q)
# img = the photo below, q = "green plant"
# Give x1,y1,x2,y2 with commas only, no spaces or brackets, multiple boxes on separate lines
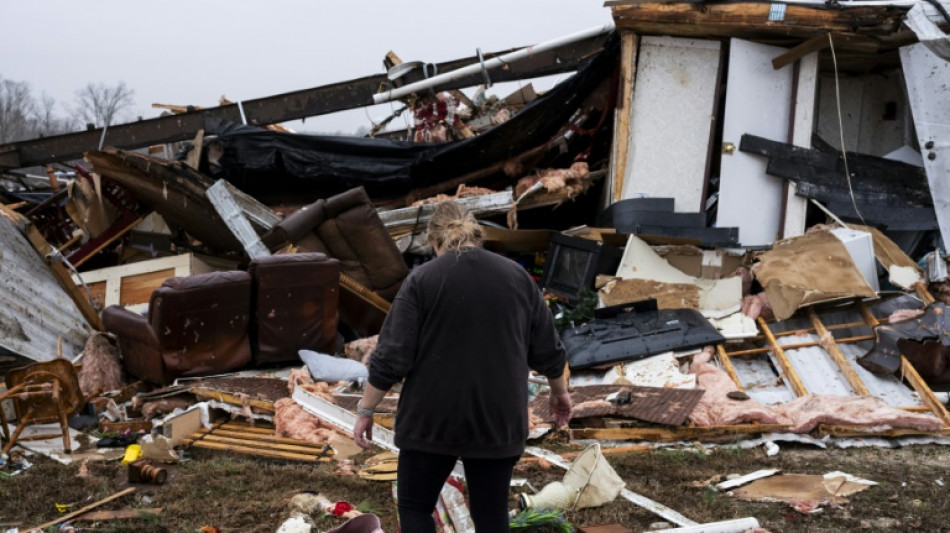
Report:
509,508,574,533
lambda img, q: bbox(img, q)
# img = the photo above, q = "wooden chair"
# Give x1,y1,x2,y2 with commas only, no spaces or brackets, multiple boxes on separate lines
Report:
0,359,83,455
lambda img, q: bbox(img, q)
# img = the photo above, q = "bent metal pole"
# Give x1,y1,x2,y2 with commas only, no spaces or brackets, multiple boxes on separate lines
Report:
371,24,614,106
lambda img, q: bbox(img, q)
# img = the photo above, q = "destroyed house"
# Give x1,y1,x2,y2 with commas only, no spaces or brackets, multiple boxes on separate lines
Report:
1,2,950,529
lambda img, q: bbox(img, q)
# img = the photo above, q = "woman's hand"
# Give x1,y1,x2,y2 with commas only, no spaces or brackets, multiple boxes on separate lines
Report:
550,391,573,429
354,415,374,449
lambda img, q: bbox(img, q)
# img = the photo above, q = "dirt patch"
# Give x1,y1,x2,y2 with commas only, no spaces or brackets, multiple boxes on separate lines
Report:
2,445,950,531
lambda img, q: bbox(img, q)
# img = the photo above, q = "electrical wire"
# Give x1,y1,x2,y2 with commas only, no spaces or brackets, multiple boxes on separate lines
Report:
828,33,867,226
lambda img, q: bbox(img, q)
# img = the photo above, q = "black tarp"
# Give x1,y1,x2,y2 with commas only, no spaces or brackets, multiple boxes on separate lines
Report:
206,32,619,203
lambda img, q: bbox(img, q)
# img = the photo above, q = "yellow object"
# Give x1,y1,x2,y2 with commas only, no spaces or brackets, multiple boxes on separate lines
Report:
55,503,69,513
121,444,142,465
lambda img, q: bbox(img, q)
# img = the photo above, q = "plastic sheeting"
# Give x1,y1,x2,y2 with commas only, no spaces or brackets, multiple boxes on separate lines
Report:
206,33,619,203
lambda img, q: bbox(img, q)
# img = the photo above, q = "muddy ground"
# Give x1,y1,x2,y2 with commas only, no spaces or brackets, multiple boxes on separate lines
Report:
2,442,950,532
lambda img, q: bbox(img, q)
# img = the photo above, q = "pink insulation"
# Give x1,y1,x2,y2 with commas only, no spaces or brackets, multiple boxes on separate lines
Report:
773,394,943,433
514,162,591,199
288,366,337,404
344,336,379,365
274,397,338,444
888,308,925,323
688,347,789,427
77,332,125,396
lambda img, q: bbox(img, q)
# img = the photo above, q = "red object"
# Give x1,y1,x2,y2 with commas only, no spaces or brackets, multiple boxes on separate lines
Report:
332,501,354,516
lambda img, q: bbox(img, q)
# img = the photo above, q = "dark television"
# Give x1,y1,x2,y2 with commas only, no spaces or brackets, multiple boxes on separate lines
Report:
540,234,623,301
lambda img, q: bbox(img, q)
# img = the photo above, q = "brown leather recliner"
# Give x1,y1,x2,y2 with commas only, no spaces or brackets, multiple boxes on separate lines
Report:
102,271,253,385
248,253,340,365
261,187,408,301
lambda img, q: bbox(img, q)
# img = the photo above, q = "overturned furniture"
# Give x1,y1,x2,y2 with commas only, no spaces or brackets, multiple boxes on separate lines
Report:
102,270,254,385
103,254,342,383
0,359,83,454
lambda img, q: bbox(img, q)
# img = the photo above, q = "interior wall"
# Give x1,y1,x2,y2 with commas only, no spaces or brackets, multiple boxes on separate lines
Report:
815,70,911,157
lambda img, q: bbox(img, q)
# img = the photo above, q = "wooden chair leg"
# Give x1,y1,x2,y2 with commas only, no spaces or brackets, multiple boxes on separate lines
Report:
53,383,72,454
2,406,35,455
0,384,27,443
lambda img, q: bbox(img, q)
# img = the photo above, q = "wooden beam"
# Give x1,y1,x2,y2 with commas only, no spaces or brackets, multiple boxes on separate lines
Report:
611,31,638,203
807,308,870,396
610,2,906,37
195,427,329,447
774,33,830,70
185,433,333,456
179,438,332,462
31,487,136,530
723,334,876,357
757,317,808,397
715,344,745,391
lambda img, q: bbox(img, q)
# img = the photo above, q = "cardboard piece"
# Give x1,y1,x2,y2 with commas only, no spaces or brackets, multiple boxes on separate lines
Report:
607,235,742,317
161,406,205,446
731,472,875,503
753,230,878,320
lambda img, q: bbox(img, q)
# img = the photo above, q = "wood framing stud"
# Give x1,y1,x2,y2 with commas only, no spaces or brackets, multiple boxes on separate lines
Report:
757,317,808,397
807,308,870,396
716,344,745,391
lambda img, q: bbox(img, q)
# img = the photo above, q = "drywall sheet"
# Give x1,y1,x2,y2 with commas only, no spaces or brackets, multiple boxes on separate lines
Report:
901,42,950,250
0,215,91,362
622,36,721,212
717,39,793,246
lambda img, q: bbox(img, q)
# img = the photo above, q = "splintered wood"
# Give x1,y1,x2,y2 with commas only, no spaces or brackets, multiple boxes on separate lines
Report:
180,422,333,462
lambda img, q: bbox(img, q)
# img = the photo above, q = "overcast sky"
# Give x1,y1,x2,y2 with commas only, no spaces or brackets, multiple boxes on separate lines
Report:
2,1,613,135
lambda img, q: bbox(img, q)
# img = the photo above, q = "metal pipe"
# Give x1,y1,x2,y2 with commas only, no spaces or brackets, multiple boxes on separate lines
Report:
372,24,614,105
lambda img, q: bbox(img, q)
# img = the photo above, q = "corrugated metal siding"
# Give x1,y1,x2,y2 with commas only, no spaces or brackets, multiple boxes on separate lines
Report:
0,215,92,362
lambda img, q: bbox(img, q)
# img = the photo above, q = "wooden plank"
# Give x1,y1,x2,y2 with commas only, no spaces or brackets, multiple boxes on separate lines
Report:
571,424,790,441
858,302,950,426
807,308,870,396
196,427,329,447
724,334,876,357
715,344,745,391
185,129,204,170
757,317,808,397
180,438,331,462
220,422,276,434
773,33,830,70
189,433,333,455
73,508,163,521
901,357,950,427
118,268,175,306
610,2,904,37
611,31,638,203
31,487,136,530
69,213,144,268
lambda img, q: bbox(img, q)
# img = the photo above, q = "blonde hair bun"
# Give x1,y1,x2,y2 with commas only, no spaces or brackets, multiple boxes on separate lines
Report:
427,201,483,253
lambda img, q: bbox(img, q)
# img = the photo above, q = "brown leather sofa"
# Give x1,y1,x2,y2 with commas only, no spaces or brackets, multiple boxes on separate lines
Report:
102,271,253,385
261,187,408,301
103,253,342,384
248,253,340,366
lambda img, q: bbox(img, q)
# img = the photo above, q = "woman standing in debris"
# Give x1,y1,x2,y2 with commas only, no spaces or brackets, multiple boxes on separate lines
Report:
354,201,572,532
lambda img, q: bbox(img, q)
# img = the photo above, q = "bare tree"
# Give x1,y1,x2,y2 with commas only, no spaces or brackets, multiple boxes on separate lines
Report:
0,76,35,143
32,92,74,137
71,81,135,128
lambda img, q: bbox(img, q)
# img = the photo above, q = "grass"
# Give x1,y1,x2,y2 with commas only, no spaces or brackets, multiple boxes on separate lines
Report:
3,444,950,531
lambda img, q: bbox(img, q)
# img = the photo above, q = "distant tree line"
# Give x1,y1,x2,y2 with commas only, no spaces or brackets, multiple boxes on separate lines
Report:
0,75,135,144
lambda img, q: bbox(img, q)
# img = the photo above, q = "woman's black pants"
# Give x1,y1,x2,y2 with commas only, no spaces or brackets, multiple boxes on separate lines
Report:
397,449,520,532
